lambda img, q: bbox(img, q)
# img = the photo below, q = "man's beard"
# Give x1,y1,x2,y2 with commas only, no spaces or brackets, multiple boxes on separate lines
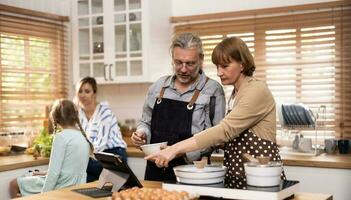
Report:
175,65,201,84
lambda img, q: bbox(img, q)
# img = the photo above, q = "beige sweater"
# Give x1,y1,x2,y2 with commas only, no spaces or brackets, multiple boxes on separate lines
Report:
194,76,276,149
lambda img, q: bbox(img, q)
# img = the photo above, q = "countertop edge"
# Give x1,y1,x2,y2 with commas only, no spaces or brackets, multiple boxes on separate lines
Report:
14,181,333,200
128,146,351,170
0,155,49,172
1,147,350,172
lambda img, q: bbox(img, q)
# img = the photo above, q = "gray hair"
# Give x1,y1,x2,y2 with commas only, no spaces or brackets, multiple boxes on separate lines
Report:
170,33,204,59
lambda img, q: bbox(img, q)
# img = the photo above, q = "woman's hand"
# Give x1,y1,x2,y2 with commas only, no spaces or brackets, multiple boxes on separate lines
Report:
131,131,147,147
145,146,178,168
146,137,200,168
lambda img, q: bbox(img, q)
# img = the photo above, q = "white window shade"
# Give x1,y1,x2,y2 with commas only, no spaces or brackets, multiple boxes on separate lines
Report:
0,8,68,130
173,1,351,139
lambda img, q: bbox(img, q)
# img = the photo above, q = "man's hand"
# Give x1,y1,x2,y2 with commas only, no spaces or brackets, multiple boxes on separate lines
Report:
131,131,147,147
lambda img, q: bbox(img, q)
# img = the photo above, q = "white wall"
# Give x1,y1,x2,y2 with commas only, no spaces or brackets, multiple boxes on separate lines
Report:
172,0,335,16
96,83,151,122
144,0,173,82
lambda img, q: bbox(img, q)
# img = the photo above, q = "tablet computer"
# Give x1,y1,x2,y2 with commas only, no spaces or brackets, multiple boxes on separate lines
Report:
94,152,143,189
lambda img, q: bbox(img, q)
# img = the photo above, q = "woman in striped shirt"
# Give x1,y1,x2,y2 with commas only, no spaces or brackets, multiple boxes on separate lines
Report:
75,76,127,182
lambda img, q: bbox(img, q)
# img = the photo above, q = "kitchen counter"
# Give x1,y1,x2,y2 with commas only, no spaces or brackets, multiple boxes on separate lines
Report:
1,147,350,172
128,146,351,169
0,148,144,172
15,180,332,200
0,154,49,172
211,152,351,169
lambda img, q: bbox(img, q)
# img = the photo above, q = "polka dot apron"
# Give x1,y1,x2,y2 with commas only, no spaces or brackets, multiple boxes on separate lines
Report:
223,130,286,189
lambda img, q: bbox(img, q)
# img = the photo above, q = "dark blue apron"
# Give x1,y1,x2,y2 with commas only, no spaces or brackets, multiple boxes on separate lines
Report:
144,78,207,181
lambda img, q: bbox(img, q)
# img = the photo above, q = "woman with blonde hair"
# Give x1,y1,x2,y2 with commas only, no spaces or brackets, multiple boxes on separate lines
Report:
75,76,127,182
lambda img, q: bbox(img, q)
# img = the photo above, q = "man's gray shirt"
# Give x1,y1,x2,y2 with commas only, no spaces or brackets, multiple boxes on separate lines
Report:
137,71,226,162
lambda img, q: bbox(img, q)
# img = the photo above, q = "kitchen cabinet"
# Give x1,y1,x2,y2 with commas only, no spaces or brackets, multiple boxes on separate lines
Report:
284,165,351,200
72,0,172,84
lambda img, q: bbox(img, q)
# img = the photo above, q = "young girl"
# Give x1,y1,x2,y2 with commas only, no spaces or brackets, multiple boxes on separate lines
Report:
9,99,93,197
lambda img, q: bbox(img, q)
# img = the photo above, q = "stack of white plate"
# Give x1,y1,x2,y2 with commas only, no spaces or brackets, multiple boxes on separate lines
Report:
173,165,226,185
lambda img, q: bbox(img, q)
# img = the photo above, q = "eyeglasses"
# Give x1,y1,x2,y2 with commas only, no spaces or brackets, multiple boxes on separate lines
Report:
173,59,198,68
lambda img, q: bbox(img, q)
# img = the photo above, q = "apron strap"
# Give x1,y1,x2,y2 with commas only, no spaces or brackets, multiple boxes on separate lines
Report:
156,87,166,104
157,76,210,108
156,76,172,104
187,77,210,110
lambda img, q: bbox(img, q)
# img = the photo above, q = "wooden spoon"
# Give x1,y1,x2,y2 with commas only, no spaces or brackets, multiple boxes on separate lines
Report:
257,156,270,165
243,153,258,163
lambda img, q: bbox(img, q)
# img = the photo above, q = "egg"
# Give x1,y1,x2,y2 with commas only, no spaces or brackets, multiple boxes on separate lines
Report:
111,187,193,200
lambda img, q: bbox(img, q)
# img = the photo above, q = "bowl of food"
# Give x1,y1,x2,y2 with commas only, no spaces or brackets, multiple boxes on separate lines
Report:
112,187,193,200
140,142,167,156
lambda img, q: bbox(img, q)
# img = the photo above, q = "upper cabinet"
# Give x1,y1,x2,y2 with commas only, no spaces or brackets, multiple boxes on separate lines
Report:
72,0,172,84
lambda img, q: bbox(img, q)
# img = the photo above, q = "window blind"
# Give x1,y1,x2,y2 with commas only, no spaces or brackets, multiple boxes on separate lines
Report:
173,1,351,139
0,4,68,130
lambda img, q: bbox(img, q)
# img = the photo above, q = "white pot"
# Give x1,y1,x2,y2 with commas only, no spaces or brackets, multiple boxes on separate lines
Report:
244,161,283,187
173,165,226,185
246,175,281,187
174,165,226,179
176,176,224,185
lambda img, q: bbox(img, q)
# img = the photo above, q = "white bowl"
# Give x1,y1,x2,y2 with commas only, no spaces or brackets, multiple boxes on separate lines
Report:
174,165,226,185
140,142,167,156
246,175,281,187
176,176,224,185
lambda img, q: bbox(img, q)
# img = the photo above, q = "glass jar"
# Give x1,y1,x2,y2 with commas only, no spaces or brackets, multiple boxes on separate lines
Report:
11,131,27,147
0,132,11,146
0,132,12,156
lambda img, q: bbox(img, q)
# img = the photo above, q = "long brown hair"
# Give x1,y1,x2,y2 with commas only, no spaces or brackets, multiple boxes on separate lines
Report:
50,99,94,154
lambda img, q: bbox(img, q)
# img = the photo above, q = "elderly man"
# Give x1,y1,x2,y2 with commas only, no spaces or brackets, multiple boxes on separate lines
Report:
131,33,225,181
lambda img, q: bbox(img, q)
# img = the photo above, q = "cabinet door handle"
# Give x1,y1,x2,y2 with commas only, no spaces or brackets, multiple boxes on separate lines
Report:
109,64,114,81
104,64,108,81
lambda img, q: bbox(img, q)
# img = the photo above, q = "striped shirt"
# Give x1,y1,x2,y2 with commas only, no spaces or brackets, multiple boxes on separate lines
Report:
79,101,127,152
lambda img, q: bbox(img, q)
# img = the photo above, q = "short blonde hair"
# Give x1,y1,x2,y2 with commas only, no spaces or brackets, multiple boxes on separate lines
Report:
212,37,255,76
